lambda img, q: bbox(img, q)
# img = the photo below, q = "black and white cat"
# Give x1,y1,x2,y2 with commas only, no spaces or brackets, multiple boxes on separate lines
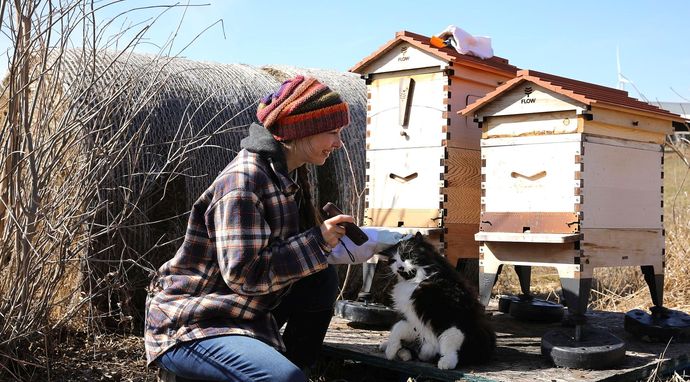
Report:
379,232,496,369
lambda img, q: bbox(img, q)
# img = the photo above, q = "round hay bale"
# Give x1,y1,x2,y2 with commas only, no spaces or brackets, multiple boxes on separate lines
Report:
46,49,367,328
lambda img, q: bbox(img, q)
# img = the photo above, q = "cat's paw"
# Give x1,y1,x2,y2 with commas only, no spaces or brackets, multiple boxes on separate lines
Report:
378,340,388,352
397,348,412,361
437,354,458,370
418,343,437,361
385,343,401,360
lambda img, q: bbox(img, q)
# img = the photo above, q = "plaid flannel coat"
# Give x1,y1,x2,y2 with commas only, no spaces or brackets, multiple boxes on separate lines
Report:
144,146,330,364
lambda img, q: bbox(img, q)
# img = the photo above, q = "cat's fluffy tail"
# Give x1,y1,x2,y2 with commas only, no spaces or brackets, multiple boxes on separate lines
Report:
457,322,496,365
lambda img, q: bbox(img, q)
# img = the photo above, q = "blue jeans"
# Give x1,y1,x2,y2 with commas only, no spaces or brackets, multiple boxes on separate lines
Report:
157,265,339,381
158,335,305,382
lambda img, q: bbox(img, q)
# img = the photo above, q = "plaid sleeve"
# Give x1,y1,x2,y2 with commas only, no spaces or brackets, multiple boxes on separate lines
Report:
206,189,328,296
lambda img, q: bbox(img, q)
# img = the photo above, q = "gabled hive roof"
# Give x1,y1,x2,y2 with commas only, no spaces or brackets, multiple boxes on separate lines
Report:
350,30,518,76
461,69,683,121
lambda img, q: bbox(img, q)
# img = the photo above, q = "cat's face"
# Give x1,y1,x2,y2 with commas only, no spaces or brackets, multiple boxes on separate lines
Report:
384,232,434,282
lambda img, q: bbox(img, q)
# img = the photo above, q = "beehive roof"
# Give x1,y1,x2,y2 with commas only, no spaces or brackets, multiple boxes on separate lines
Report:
460,69,683,121
350,30,518,76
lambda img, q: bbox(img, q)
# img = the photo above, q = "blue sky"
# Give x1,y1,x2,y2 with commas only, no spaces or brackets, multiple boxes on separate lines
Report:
4,1,690,103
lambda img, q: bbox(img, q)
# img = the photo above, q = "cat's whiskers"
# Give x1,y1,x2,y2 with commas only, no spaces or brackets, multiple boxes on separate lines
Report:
421,271,438,282
378,269,398,281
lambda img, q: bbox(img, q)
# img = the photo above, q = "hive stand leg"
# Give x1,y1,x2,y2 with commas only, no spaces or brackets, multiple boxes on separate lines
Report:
479,255,502,307
542,267,625,369
625,261,690,342
640,264,664,309
357,260,378,302
557,267,593,328
514,265,532,296
335,258,399,327
504,265,564,322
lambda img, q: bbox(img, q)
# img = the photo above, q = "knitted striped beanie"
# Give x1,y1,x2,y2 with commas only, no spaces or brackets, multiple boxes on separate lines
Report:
256,75,350,141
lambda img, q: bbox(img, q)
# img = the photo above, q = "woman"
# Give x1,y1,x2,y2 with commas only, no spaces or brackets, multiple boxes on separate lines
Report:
145,75,399,382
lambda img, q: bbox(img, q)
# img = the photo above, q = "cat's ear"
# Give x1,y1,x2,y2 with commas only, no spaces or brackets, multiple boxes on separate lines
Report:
414,231,424,244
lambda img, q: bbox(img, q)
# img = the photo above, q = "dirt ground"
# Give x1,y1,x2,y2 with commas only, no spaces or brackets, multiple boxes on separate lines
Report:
23,329,402,382
29,332,156,382
26,323,686,382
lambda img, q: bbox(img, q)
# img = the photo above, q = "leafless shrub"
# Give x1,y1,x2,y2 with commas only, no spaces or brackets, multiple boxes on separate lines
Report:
0,1,237,378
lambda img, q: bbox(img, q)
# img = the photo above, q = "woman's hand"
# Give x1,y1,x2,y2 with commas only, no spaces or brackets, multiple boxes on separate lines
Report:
320,214,354,249
326,227,410,264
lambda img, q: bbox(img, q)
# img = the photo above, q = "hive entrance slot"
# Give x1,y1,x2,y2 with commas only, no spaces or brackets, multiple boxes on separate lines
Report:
523,226,531,233
389,172,418,182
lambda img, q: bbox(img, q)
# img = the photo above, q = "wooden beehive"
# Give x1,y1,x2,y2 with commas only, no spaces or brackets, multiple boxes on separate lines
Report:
460,69,683,314
350,31,517,268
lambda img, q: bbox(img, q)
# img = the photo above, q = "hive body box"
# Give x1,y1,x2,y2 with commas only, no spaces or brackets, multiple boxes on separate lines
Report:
350,31,517,268
461,70,682,315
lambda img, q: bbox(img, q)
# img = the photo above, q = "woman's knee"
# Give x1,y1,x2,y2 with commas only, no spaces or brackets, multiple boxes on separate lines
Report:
273,361,306,382
314,265,339,309
277,265,339,314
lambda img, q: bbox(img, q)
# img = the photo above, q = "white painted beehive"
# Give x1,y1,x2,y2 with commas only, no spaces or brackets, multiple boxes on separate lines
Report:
350,31,517,268
461,69,683,311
